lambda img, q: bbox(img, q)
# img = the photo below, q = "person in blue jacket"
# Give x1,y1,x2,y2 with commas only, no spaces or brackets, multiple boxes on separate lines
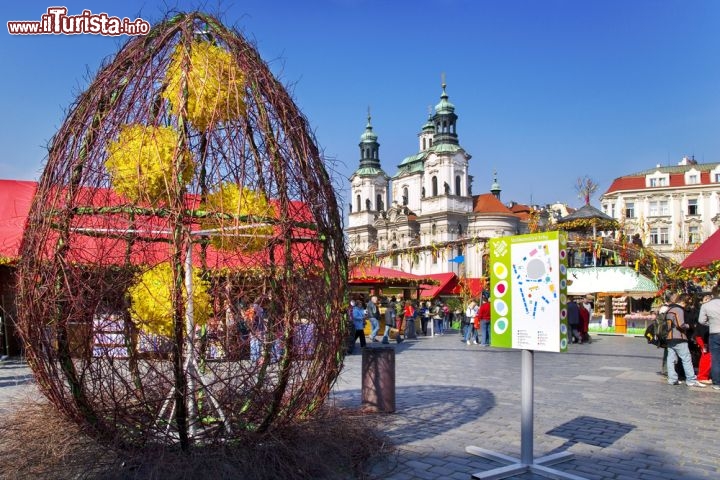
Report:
351,300,367,353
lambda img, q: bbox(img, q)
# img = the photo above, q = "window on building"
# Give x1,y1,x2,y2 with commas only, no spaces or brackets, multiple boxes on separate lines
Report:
431,176,438,196
376,193,383,211
609,204,615,218
649,177,667,187
458,223,464,236
649,227,669,245
649,200,669,216
687,198,698,215
402,186,408,206
431,223,437,236
649,201,658,217
391,244,399,266
455,175,461,196
356,195,361,213
422,138,426,150
715,173,720,182
625,202,635,219
687,174,699,185
688,226,700,244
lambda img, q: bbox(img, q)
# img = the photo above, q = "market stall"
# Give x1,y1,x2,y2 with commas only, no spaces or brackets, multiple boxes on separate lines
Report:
567,266,659,334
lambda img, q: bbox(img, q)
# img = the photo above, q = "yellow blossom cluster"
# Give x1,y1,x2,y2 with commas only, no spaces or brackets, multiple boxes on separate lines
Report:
202,182,275,252
105,125,194,204
128,262,211,338
163,41,246,131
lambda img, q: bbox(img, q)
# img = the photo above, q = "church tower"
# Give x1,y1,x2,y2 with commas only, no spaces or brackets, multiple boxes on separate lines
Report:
418,79,473,252
347,113,389,253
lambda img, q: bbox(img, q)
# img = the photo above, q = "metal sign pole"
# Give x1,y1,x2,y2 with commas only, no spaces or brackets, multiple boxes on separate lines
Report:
466,348,586,480
520,349,533,465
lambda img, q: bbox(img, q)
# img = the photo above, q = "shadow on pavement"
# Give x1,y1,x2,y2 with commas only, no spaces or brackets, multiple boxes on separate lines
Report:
546,415,636,454
334,384,495,446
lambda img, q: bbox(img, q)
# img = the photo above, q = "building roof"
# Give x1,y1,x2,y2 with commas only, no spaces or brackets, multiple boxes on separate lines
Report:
604,161,720,195
472,193,516,215
557,203,614,222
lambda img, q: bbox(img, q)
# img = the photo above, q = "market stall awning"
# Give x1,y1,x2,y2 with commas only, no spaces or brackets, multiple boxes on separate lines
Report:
348,265,438,288
681,229,720,269
567,266,658,298
419,273,457,299
447,277,486,298
0,180,36,260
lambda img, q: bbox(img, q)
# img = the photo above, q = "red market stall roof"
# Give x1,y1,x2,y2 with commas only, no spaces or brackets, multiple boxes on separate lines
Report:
0,179,322,269
681,229,720,269
448,277,486,298
419,274,487,299
0,180,36,260
419,273,456,299
348,265,438,288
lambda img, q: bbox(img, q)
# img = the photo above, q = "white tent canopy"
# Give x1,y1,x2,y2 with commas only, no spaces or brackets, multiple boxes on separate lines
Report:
567,266,658,298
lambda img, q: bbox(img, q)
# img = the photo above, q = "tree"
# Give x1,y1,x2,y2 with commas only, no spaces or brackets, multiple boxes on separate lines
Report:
576,176,599,205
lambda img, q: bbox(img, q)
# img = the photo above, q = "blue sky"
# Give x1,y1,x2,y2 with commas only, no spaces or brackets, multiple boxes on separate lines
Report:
2,1,719,210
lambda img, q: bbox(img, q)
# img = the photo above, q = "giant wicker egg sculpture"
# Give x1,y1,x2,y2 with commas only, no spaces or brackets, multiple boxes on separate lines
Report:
16,12,347,449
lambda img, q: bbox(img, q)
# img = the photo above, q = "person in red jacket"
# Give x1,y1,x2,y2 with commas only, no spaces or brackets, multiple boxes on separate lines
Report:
476,291,491,346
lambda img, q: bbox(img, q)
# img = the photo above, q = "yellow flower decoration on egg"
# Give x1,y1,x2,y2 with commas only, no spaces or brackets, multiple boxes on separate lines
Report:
164,41,246,131
129,262,211,338
105,124,194,204
202,183,275,252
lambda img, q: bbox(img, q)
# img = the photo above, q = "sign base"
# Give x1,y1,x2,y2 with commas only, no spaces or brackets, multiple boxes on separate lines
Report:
465,446,585,480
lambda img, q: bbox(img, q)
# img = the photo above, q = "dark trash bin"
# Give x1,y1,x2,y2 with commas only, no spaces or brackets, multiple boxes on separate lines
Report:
361,345,395,413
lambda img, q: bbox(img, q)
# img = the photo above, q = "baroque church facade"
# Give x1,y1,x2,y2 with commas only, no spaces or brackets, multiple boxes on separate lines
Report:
346,83,526,279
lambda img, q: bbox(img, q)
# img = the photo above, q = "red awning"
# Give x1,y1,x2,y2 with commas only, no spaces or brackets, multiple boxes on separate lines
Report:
447,277,486,298
0,179,322,270
0,180,36,259
419,273,457,299
681,229,720,269
349,265,438,287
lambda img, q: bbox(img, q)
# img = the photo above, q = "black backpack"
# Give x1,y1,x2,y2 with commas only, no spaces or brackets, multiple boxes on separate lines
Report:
645,305,679,348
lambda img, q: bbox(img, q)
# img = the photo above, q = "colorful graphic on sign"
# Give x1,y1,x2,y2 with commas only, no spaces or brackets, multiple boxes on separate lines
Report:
488,231,568,352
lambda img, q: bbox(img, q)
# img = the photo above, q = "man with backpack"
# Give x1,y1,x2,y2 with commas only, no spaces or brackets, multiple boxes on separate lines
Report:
665,294,706,387
698,284,720,390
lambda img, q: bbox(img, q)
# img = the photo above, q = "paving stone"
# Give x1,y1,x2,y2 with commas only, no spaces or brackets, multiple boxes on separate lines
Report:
4,334,720,479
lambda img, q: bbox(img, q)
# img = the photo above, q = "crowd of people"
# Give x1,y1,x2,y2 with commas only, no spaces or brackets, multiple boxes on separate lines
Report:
654,284,720,389
347,293,496,353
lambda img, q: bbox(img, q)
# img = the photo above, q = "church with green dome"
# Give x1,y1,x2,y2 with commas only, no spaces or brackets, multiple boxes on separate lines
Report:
346,81,524,283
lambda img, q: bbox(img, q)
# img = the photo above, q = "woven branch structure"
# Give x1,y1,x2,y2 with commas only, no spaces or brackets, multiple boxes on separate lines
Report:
16,12,347,450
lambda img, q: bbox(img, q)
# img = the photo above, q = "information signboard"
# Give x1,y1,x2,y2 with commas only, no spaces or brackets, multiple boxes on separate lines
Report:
488,231,568,352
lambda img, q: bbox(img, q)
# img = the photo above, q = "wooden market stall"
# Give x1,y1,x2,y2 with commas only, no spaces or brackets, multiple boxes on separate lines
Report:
567,265,659,334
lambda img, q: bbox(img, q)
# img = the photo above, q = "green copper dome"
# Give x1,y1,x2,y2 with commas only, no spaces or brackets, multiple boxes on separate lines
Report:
422,114,435,132
435,83,455,114
360,114,378,143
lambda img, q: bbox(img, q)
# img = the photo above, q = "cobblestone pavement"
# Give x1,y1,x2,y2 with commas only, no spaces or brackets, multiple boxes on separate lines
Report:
332,332,720,480
2,333,718,479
